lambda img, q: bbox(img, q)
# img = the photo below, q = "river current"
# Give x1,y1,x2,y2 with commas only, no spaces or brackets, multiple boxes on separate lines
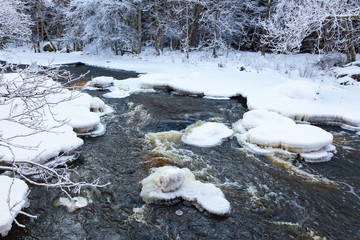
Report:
4,65,360,240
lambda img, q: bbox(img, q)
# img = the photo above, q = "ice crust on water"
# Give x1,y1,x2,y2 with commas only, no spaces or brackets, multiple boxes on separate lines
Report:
140,166,231,215
235,110,335,162
181,122,233,147
0,176,29,237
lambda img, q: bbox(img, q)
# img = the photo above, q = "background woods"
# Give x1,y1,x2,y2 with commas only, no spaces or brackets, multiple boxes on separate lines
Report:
1,0,360,61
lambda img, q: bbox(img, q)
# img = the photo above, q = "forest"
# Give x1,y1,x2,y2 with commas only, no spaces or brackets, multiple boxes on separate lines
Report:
1,0,360,62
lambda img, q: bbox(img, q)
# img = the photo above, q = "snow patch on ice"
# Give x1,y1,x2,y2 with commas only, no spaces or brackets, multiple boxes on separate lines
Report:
140,166,231,215
0,176,29,237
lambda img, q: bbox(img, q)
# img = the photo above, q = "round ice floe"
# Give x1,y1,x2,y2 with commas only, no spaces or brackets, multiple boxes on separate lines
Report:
181,122,233,147
247,124,333,153
140,166,231,215
240,109,295,131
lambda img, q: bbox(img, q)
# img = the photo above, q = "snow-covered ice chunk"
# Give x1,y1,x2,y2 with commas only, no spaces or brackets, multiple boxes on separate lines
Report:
85,76,114,89
53,196,88,212
182,122,233,147
247,124,333,153
140,166,231,215
235,110,335,162
156,167,185,193
0,176,29,237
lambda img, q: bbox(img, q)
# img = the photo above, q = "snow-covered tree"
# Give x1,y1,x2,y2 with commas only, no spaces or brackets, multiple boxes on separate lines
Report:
0,0,33,48
262,0,360,62
63,0,141,54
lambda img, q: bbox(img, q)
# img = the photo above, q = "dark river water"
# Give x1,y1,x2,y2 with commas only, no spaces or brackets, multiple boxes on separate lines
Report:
4,65,360,240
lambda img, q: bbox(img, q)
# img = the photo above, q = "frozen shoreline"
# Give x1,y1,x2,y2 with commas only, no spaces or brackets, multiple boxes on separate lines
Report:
1,48,359,128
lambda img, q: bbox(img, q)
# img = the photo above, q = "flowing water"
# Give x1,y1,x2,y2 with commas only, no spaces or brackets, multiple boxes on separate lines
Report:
4,65,360,240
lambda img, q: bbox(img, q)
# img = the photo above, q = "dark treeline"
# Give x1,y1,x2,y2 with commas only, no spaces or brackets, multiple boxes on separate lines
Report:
1,0,360,62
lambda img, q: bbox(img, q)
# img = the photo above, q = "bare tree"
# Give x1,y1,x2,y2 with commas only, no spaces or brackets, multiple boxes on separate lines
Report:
262,0,360,62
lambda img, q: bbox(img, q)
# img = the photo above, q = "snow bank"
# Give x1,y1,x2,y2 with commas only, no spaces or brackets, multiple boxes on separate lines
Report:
2,49,360,128
140,166,231,215
0,176,29,237
0,73,111,163
234,110,335,162
181,122,233,147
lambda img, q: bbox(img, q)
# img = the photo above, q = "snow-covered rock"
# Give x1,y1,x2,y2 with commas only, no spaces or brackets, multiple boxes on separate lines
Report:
181,122,233,147
140,166,231,215
0,176,29,237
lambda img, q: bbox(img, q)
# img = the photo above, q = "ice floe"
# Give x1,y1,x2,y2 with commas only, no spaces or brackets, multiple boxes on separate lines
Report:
181,122,233,147
234,110,335,162
0,176,29,237
140,166,231,215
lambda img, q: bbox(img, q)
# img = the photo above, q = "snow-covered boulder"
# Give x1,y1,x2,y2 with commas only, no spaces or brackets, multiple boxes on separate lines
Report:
234,110,335,162
181,122,233,147
0,176,29,237
140,166,231,215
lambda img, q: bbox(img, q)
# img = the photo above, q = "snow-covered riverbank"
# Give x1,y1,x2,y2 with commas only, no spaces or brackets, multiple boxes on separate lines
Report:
2,48,360,129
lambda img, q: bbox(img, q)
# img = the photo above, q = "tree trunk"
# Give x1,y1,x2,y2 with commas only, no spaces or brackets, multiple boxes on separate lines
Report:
186,0,189,59
261,0,272,56
345,18,356,63
41,22,57,52
137,1,142,54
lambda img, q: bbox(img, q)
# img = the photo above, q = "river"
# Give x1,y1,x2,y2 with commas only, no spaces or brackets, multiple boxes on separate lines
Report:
4,65,360,240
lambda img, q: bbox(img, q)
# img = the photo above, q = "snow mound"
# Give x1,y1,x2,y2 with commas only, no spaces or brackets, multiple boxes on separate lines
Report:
182,122,233,147
0,176,29,237
234,110,335,162
140,166,231,215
